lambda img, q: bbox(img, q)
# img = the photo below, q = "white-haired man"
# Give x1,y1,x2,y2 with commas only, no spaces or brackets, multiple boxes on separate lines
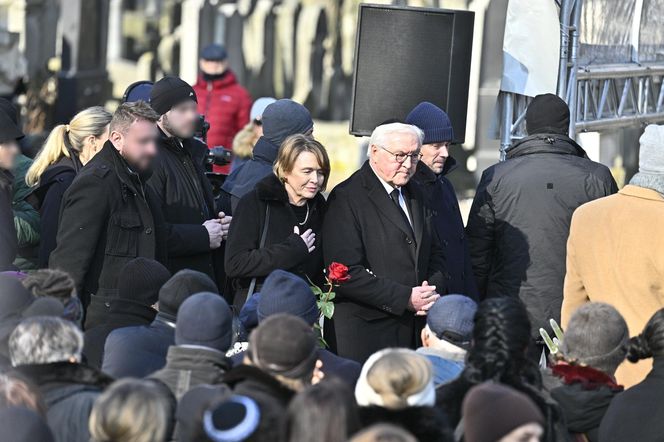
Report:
323,122,448,362
10,316,113,442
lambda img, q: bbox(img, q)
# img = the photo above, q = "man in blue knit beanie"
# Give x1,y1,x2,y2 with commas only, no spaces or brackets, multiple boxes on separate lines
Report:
406,102,478,299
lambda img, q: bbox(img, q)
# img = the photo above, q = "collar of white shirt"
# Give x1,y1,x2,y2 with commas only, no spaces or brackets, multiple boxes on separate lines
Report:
370,163,400,195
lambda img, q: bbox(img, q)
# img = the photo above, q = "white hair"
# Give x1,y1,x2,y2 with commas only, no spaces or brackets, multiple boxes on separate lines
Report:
9,316,84,366
367,122,424,157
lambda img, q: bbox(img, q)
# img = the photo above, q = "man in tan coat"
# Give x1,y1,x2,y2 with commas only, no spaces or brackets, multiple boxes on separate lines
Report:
562,124,664,387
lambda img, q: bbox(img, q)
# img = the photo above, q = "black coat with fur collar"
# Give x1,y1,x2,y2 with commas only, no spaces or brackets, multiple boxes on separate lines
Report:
225,173,326,289
359,405,453,442
16,362,113,442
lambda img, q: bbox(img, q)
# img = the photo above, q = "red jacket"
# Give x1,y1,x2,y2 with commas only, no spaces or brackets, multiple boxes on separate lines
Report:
193,71,252,173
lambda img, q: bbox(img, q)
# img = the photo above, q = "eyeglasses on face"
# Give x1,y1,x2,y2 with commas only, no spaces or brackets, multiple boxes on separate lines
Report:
375,144,423,164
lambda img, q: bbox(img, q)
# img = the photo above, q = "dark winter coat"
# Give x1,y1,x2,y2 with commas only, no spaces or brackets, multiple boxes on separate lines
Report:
223,364,296,442
466,134,617,338
413,159,478,299
359,405,452,442
192,71,251,166
599,357,664,442
220,136,280,215
322,161,447,362
544,364,622,442
225,173,326,291
0,169,17,271
33,155,80,268
147,130,217,279
101,314,175,378
16,362,113,442
150,345,232,400
83,300,156,369
11,154,40,270
48,142,167,312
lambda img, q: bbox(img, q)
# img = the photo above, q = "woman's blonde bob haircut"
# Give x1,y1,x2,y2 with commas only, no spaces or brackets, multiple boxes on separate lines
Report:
273,134,331,192
89,379,171,442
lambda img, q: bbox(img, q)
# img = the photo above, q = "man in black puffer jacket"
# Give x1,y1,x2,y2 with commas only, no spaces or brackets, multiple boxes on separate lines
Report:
466,94,617,341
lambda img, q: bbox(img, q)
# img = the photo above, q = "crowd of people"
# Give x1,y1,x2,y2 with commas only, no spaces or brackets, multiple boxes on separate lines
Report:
0,42,663,442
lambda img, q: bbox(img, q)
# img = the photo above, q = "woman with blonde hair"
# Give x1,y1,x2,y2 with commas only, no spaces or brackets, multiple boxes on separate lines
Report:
26,106,112,267
225,134,330,307
355,348,452,442
89,378,174,442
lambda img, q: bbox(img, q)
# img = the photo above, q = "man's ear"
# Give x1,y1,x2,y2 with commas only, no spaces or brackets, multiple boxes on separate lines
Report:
109,130,123,148
421,327,430,347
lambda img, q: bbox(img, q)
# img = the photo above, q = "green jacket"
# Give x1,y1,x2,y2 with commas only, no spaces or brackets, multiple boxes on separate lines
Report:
12,154,39,269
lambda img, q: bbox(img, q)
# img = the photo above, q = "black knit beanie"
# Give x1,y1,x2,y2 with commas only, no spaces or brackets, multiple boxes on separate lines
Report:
150,76,198,115
118,258,172,307
525,93,570,135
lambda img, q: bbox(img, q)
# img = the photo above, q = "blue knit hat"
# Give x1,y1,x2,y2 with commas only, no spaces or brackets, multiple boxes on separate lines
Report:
176,292,233,352
261,99,313,147
405,101,454,144
257,270,318,325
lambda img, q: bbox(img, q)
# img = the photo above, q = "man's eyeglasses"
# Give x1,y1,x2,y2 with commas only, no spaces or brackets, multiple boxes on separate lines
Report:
376,144,423,164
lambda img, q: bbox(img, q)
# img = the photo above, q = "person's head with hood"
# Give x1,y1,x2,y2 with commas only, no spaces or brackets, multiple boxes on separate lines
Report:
462,382,545,442
0,98,23,171
22,269,82,325
261,99,314,148
9,316,83,367
525,93,570,136
175,292,234,354
355,348,435,410
156,269,219,322
150,75,199,140
405,101,455,175
232,97,277,161
247,313,321,392
558,302,628,376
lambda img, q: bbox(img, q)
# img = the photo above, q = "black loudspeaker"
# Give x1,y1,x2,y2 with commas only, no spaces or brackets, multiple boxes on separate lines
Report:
350,4,474,143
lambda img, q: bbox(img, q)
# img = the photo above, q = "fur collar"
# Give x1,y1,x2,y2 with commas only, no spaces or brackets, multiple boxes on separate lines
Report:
223,364,295,401
16,361,113,389
551,363,622,391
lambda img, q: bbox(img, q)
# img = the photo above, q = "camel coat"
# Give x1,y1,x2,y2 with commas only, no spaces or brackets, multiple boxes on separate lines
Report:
562,185,664,387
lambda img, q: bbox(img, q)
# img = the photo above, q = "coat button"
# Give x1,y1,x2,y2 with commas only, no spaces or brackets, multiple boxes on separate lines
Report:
145,227,152,235
443,239,449,246
406,238,413,244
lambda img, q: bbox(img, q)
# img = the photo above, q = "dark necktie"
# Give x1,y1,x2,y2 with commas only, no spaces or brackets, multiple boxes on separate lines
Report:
390,188,413,232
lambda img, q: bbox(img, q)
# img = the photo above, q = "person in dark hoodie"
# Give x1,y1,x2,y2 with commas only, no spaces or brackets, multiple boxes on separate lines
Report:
83,257,172,368
355,348,452,442
0,274,34,368
406,102,478,299
223,314,322,442
233,269,361,386
150,292,234,400
0,407,55,442
544,303,627,442
599,307,664,442
0,103,23,271
466,93,618,343
147,76,231,282
25,107,112,268
21,269,83,326
220,99,314,215
9,316,113,442
102,269,219,378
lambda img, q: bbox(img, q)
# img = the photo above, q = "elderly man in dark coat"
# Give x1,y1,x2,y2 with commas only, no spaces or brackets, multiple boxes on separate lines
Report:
49,102,167,324
466,93,617,342
406,102,478,299
323,122,447,363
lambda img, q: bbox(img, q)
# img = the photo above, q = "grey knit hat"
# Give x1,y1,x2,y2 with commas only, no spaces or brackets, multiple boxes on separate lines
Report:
630,124,664,194
560,303,629,375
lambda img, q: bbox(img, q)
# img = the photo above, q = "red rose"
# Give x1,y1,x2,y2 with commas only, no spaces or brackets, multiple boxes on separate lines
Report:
328,262,351,284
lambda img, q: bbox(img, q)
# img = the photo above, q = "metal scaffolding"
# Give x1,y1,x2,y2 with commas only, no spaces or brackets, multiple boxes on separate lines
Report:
498,0,664,160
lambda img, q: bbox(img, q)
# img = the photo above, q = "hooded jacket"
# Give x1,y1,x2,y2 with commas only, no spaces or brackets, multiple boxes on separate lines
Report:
16,362,113,442
11,154,39,269
466,134,617,338
223,364,296,442
413,158,478,299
